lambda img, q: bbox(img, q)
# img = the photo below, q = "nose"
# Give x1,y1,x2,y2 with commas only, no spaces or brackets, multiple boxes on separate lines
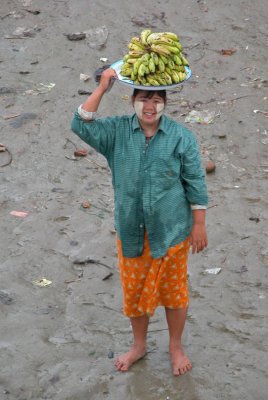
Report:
143,99,155,110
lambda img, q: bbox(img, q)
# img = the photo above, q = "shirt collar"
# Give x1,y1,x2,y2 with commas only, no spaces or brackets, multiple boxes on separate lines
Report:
131,114,168,135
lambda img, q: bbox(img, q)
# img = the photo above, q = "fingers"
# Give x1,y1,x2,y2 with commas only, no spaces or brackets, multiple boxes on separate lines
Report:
191,238,208,254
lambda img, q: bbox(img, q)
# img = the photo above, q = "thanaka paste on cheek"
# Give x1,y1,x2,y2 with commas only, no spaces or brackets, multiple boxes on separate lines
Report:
134,101,165,121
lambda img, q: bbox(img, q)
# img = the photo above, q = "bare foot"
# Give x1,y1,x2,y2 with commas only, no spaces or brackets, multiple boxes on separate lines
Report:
114,346,146,372
169,345,192,376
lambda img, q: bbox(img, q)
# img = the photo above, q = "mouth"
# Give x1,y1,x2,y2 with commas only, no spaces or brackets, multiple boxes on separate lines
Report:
144,112,155,116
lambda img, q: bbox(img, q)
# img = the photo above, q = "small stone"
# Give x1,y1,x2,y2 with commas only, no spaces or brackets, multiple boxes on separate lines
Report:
206,160,216,173
108,350,114,359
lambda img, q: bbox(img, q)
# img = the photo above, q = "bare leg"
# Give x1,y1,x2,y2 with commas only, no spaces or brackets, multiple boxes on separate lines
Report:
165,307,192,376
114,315,149,372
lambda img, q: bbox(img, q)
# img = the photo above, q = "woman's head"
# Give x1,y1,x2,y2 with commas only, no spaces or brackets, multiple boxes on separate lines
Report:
132,89,167,103
132,89,167,125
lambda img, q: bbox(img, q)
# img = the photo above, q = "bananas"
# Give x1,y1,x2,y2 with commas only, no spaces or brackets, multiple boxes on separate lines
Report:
120,30,189,86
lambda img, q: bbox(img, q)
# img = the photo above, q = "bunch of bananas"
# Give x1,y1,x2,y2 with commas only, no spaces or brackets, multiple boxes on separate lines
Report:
120,30,189,86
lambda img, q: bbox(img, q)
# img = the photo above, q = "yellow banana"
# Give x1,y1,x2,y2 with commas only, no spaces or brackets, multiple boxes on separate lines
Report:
154,73,167,85
146,33,163,44
140,29,152,45
128,43,146,52
128,50,146,58
161,32,179,41
171,70,180,83
130,37,146,50
138,76,150,86
178,72,187,81
127,57,141,64
162,71,173,85
149,37,176,46
151,44,171,56
178,65,186,73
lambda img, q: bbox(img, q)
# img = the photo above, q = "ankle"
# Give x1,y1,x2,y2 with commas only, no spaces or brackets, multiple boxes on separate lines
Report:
169,339,182,350
133,341,147,352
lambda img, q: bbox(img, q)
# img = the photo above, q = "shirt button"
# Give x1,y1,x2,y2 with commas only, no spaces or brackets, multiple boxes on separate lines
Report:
145,169,148,173
139,224,143,228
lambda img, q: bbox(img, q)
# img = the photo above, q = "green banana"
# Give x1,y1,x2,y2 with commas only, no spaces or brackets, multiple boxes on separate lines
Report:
164,45,180,54
180,55,189,66
138,63,147,77
147,75,160,86
121,62,132,70
140,29,152,45
133,58,143,75
158,58,165,72
159,54,169,64
121,30,189,87
167,59,175,70
173,54,182,65
150,52,159,66
131,70,137,81
140,53,150,63
121,68,132,77
165,66,173,75
148,57,156,73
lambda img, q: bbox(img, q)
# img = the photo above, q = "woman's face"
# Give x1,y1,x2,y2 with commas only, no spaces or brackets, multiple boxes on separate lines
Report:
132,91,165,126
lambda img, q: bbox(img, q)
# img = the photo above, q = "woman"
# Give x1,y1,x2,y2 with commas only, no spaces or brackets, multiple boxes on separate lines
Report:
71,68,208,375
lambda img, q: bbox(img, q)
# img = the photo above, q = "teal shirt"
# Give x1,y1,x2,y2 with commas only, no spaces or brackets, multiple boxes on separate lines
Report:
71,112,208,259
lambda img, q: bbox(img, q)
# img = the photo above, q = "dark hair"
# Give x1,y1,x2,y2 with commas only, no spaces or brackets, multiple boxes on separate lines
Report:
132,88,167,102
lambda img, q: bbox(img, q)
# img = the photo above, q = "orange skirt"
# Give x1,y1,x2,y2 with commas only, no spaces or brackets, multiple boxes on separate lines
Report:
117,233,190,317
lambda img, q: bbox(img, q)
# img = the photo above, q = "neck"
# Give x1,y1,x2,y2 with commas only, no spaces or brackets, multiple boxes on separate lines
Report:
139,120,160,138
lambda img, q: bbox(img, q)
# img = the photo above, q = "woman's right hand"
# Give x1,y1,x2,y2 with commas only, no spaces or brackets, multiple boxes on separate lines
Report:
98,68,118,92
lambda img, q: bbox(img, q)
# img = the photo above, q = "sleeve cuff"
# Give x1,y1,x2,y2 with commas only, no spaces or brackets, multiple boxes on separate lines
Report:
191,204,207,210
78,104,96,120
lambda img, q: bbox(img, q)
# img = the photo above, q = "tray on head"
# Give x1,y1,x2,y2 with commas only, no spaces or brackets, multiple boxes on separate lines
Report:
110,59,191,90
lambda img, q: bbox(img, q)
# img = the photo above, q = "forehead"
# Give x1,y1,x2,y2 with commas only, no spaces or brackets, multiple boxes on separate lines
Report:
135,91,164,101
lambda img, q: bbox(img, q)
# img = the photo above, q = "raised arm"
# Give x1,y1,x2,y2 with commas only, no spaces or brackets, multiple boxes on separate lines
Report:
81,68,118,114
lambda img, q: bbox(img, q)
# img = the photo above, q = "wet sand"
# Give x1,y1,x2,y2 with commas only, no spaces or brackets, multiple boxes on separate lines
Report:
0,0,267,399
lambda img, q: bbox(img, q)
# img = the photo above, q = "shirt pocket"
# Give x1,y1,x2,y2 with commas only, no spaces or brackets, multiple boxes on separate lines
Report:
151,158,181,192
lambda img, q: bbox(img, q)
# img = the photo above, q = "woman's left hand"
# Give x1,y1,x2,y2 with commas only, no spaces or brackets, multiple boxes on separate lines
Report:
189,223,208,254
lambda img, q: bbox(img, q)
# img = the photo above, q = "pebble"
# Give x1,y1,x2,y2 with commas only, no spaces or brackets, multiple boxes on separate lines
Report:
108,350,114,359
206,160,216,173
